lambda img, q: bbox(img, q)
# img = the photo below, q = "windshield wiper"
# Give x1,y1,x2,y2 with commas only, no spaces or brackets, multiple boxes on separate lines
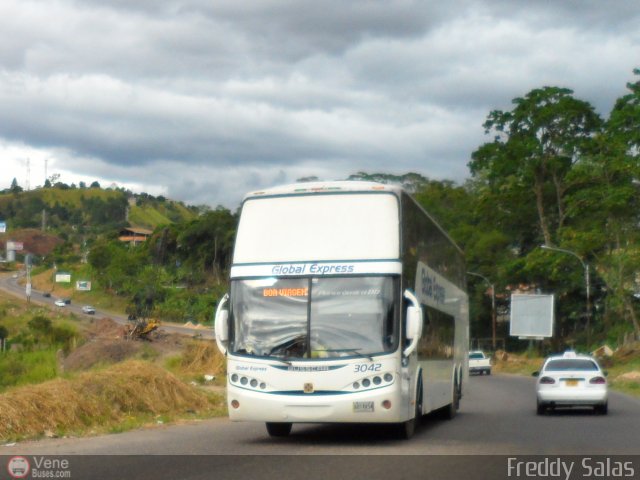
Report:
314,348,374,362
266,355,292,366
267,336,306,363
235,348,293,365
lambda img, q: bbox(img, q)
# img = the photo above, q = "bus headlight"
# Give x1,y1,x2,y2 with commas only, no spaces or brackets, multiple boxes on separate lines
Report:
351,372,395,391
230,374,268,391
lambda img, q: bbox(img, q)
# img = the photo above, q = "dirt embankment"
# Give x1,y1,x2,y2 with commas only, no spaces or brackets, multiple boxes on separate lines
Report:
0,360,225,441
63,317,187,372
63,318,137,371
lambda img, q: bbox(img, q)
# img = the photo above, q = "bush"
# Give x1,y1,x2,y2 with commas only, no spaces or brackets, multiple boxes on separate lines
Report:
28,315,52,336
0,350,58,391
0,325,8,341
51,323,78,353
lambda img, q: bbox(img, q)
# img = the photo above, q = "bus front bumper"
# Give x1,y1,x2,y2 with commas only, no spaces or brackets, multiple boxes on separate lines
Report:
226,384,408,424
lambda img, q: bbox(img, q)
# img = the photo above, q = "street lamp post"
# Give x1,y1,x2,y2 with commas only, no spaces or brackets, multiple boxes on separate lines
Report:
467,271,496,350
540,245,591,346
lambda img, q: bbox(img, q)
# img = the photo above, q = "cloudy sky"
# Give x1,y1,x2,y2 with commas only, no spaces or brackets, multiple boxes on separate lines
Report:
1,1,639,208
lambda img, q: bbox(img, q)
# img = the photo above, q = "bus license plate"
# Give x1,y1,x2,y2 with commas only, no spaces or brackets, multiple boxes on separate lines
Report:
353,401,374,413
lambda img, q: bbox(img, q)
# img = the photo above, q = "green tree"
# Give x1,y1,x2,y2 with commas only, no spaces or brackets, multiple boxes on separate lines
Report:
562,69,640,341
10,178,23,194
177,207,236,282
0,325,8,341
126,265,169,319
469,87,602,247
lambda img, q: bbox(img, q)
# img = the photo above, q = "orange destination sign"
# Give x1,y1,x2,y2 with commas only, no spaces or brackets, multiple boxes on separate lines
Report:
263,287,308,297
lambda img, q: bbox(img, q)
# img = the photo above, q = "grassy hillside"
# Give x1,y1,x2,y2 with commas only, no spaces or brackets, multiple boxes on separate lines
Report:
128,201,196,229
0,186,196,232
39,187,123,207
0,187,121,211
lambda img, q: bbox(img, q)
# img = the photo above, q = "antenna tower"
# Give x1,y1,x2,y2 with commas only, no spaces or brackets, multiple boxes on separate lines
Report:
26,158,31,191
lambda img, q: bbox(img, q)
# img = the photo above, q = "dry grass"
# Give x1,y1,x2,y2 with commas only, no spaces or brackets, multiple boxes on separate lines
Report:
0,360,225,441
491,351,544,375
179,341,226,375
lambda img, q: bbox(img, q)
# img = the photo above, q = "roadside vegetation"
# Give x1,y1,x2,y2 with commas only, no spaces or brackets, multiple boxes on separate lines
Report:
0,360,225,442
0,291,226,442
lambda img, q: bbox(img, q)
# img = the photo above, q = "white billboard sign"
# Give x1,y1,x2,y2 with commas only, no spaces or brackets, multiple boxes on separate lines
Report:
76,280,92,291
55,272,72,283
0,221,6,233
6,241,24,251
510,294,554,339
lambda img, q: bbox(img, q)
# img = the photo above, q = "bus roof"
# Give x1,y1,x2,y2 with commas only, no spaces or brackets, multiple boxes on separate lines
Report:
241,179,465,259
243,181,403,201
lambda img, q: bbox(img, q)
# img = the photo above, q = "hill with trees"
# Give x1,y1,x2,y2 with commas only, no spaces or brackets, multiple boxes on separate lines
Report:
2,67,640,352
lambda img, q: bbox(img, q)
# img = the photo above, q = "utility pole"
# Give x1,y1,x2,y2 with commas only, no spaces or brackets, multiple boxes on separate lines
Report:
540,245,591,347
26,158,31,191
467,271,497,350
25,254,32,305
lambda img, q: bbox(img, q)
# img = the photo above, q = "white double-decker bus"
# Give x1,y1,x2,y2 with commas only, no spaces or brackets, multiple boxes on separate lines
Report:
215,181,468,438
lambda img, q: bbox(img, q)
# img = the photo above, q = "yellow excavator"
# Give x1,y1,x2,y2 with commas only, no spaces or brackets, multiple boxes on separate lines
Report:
125,317,160,340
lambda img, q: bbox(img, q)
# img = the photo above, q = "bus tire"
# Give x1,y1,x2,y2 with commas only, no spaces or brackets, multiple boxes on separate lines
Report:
397,378,422,439
266,422,292,437
442,381,459,420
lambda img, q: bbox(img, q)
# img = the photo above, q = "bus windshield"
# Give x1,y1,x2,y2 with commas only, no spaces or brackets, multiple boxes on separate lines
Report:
230,276,397,359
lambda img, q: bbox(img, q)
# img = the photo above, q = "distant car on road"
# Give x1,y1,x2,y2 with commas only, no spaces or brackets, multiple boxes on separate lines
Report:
43,292,51,298
54,299,66,307
469,350,492,375
82,305,96,314
533,350,608,415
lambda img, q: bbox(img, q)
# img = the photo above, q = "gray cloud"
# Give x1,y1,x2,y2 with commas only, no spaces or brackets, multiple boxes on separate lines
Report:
1,0,639,207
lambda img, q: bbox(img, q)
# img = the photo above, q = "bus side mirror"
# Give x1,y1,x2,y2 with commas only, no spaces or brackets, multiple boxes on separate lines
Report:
403,290,423,357
406,306,422,340
214,293,229,354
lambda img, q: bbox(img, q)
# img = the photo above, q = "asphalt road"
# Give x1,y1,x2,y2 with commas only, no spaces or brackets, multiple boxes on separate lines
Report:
2,373,640,480
4,374,640,456
3,275,640,478
0,272,213,339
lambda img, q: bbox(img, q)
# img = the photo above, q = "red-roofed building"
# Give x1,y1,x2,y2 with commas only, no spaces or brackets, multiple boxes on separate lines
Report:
118,226,153,246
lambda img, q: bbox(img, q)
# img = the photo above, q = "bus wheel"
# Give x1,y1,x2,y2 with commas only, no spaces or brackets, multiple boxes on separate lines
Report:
397,380,422,439
266,422,292,437
442,382,459,420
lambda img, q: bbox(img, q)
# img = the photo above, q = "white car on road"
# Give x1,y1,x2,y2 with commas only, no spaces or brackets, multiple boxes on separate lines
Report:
54,299,66,307
82,305,96,314
534,351,608,415
469,350,492,375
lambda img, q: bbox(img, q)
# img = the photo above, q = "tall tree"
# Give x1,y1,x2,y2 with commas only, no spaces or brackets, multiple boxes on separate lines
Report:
563,69,640,340
177,207,237,282
469,87,602,247
10,178,22,194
